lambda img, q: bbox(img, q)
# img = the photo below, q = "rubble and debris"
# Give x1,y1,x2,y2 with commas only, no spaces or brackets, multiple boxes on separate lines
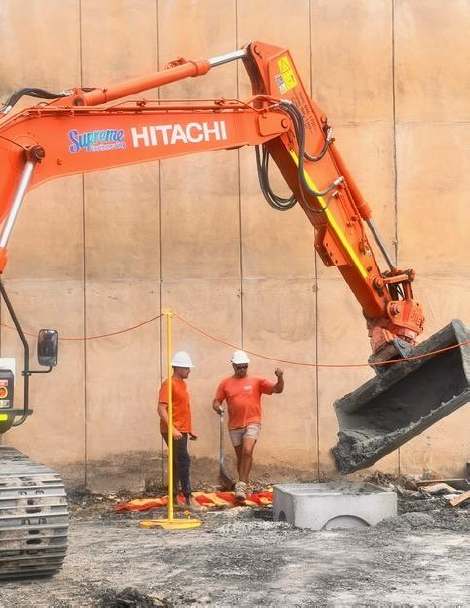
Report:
375,511,435,531
98,587,168,607
222,506,254,519
418,482,460,495
416,478,470,491
1,478,469,606
449,491,470,507
213,519,294,538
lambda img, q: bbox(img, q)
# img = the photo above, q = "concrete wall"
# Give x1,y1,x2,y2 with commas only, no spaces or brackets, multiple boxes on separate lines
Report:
1,0,468,490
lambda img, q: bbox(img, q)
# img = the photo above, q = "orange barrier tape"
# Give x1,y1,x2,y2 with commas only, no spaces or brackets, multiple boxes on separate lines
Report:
175,313,470,368
2,307,468,368
0,313,163,341
115,491,273,512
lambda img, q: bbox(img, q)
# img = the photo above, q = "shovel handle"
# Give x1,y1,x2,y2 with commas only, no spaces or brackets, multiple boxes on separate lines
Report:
219,409,224,465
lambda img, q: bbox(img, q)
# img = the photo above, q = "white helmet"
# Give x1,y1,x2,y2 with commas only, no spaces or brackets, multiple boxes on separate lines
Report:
171,351,194,368
231,350,250,364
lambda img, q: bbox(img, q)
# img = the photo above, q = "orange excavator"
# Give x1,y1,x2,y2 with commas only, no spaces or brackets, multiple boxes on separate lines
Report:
0,42,468,578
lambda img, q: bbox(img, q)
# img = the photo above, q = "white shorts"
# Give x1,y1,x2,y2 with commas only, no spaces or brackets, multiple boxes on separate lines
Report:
229,423,261,447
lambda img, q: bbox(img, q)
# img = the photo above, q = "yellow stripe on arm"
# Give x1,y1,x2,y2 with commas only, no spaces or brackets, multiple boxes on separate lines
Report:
289,150,368,279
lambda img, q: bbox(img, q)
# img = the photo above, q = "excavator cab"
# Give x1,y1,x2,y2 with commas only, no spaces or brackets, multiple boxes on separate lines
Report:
333,320,470,473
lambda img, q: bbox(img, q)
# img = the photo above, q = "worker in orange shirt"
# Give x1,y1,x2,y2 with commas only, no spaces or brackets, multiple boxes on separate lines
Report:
212,350,284,500
157,351,203,511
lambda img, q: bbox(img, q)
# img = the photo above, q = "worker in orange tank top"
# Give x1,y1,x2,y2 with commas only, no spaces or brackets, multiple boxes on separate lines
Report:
212,350,284,501
158,351,204,511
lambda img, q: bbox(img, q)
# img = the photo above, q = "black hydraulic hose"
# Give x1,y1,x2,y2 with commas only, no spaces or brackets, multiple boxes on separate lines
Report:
1,88,68,114
1,86,95,114
279,101,343,213
255,100,341,214
303,127,333,162
255,145,297,211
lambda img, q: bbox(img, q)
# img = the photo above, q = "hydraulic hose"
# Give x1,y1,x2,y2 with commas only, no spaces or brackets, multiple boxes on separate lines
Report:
255,102,339,212
1,88,70,114
275,101,343,213
255,145,297,211
1,86,94,115
304,126,332,162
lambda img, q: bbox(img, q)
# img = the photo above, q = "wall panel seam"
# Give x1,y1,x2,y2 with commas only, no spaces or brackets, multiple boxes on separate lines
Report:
391,0,401,476
156,0,164,485
235,0,243,348
78,0,88,490
309,0,320,478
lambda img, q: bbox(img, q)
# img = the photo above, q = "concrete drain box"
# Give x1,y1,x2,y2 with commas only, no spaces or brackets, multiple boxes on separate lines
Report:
273,482,397,530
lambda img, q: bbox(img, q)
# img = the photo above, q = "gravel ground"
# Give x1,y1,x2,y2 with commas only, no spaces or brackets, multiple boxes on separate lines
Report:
0,496,469,607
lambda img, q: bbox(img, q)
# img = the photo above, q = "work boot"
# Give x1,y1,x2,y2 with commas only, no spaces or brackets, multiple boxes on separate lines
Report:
186,495,207,512
172,495,186,510
235,481,247,501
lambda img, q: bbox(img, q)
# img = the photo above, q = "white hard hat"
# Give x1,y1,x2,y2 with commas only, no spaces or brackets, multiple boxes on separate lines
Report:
171,351,194,368
231,350,250,364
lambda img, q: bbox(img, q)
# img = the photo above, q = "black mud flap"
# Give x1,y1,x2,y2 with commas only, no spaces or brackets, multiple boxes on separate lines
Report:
333,319,470,474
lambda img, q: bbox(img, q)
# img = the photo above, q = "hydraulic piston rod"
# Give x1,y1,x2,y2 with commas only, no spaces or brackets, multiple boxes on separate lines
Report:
209,49,246,67
0,161,35,248
366,218,396,271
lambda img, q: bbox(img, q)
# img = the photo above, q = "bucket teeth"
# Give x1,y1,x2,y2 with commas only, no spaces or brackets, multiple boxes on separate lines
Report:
333,319,470,474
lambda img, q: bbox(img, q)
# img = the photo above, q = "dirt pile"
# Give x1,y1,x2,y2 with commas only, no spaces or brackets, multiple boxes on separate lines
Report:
375,511,435,531
97,587,168,607
213,519,293,537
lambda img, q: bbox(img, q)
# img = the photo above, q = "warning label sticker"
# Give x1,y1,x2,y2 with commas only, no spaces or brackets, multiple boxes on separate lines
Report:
276,56,297,93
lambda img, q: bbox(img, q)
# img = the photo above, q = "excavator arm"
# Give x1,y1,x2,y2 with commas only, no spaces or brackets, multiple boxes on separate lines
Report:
0,42,423,364
242,42,425,363
0,42,468,473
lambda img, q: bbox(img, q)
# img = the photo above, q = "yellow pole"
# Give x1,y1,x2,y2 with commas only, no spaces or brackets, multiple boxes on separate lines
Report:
139,307,201,530
165,309,174,522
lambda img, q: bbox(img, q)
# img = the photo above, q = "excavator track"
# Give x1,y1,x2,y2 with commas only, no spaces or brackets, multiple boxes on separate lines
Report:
0,446,68,579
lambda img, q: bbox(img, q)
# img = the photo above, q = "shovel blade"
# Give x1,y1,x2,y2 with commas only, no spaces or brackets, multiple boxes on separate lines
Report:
333,319,470,474
219,467,235,491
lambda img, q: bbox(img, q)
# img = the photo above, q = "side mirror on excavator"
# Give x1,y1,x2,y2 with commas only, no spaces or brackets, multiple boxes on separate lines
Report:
37,329,58,367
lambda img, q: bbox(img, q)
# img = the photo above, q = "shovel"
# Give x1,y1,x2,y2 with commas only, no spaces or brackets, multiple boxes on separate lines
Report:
218,409,235,491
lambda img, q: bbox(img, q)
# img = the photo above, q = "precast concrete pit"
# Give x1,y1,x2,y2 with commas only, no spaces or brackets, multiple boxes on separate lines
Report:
273,482,397,530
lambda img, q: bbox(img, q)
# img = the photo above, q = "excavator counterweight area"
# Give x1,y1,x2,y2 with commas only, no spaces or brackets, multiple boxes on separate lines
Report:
333,319,470,473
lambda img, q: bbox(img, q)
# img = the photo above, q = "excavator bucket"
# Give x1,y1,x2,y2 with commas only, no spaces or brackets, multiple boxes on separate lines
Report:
333,319,470,474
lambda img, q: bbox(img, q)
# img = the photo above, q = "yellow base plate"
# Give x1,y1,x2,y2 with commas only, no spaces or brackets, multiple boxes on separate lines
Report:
140,518,201,530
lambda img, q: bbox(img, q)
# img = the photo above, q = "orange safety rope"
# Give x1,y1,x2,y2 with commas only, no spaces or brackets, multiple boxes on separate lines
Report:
174,313,470,368
1,310,468,368
0,313,163,341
